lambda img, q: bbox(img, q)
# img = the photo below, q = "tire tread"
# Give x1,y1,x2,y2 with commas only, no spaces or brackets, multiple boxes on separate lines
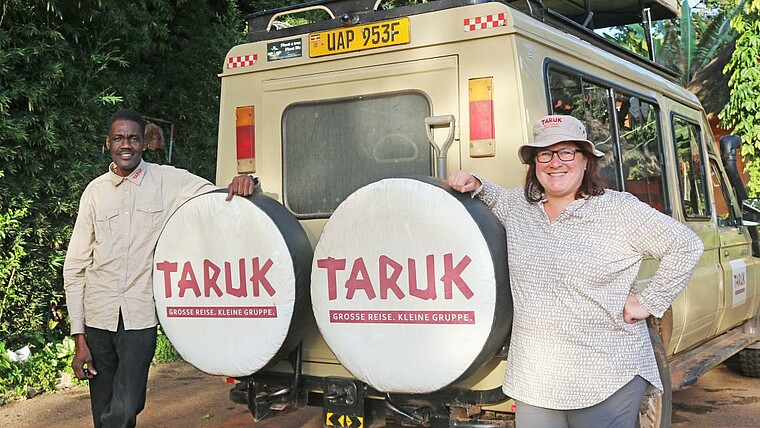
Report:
726,348,760,378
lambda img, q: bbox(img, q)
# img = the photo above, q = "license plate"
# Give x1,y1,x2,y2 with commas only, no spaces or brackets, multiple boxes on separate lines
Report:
309,18,410,58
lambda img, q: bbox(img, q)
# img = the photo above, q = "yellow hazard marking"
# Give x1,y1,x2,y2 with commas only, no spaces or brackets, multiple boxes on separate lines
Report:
325,412,363,427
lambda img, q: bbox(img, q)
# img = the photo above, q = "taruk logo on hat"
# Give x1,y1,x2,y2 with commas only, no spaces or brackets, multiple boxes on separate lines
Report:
517,115,605,164
535,115,587,139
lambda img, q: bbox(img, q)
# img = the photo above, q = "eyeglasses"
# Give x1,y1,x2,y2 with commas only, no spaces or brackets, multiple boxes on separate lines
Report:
535,148,582,163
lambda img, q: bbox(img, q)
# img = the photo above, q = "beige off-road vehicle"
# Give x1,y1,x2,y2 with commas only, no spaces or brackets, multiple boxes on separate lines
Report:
152,1,760,427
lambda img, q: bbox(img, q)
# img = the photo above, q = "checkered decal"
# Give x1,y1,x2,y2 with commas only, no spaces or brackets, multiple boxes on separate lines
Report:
226,54,258,69
464,13,507,32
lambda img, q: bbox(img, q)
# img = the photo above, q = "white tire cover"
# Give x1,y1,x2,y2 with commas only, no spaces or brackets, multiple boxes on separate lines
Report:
311,177,511,393
154,191,313,377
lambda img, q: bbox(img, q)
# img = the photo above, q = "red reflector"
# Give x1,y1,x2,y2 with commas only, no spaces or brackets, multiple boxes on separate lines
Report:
226,377,235,384
469,99,495,140
236,125,255,158
236,106,255,173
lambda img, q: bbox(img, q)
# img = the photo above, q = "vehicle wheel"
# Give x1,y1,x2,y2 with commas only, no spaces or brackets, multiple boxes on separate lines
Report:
639,328,671,428
725,348,760,378
229,382,248,405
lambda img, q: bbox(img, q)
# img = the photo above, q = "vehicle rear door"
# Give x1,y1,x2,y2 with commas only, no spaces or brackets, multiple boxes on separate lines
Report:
259,56,460,219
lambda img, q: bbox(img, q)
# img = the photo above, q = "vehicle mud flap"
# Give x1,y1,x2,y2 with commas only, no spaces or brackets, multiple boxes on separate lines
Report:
153,189,313,377
311,176,512,394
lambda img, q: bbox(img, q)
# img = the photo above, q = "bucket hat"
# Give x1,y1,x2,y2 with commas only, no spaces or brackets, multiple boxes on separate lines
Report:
518,115,605,164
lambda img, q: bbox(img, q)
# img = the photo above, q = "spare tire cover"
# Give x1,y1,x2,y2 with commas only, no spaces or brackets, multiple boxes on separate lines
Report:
153,190,313,377
311,177,511,393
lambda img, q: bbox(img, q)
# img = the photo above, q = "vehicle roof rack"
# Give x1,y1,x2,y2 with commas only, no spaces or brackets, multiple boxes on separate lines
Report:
245,0,482,42
521,1,680,81
245,0,680,82
530,0,678,28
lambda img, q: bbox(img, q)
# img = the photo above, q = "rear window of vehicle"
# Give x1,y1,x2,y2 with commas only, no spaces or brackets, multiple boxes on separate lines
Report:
282,91,433,218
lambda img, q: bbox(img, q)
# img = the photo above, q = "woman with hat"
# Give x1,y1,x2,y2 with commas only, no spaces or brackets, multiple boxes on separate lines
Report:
448,114,703,428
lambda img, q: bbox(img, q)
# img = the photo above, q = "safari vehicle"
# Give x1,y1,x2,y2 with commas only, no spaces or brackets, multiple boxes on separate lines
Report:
152,1,760,427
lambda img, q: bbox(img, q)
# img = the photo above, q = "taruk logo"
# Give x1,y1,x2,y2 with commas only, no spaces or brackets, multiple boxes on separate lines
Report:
156,257,276,299
541,116,563,125
315,253,473,301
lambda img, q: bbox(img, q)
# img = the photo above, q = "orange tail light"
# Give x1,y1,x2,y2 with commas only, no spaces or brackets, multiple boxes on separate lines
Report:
236,106,255,173
468,77,495,158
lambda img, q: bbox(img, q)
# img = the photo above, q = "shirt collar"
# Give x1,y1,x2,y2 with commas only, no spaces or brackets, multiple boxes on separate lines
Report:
538,195,592,222
109,160,148,186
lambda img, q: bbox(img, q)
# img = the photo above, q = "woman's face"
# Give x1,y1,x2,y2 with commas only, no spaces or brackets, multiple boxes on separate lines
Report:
534,142,588,201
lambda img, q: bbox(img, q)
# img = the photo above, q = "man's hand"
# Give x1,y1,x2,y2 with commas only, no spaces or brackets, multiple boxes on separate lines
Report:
448,170,482,194
226,175,257,201
72,334,97,380
623,294,651,324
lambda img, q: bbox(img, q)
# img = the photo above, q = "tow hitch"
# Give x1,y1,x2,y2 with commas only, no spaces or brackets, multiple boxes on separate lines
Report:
324,377,367,427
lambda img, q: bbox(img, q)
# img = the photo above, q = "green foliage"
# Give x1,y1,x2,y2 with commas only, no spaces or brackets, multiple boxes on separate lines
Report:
242,0,303,14
0,336,77,404
720,1,760,195
153,327,182,364
0,0,245,399
0,176,31,332
133,0,245,180
680,0,697,75
601,0,743,85
693,1,743,72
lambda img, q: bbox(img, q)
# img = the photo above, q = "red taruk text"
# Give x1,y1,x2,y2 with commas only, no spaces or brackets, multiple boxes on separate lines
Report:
156,258,276,299
316,253,474,301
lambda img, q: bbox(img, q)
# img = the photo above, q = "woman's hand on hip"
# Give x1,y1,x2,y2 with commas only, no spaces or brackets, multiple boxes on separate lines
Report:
623,294,651,324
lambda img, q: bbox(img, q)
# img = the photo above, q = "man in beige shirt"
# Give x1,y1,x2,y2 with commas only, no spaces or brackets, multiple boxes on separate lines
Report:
63,109,255,428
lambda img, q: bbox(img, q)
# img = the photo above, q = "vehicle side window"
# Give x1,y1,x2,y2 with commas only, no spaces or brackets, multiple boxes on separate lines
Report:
709,159,736,227
282,91,432,218
547,67,667,212
616,93,666,212
672,116,710,219
547,69,620,190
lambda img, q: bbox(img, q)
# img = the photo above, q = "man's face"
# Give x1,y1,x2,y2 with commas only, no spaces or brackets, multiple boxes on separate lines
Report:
106,119,144,177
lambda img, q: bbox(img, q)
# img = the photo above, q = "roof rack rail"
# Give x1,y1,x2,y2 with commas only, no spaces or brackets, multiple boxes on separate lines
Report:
245,0,486,42
520,0,679,82
244,0,680,82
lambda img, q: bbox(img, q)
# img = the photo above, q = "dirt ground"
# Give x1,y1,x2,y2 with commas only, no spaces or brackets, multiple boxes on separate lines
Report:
0,361,758,427
0,362,261,428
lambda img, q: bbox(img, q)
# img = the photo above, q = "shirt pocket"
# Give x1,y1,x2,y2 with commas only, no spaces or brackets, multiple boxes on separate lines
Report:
94,209,119,243
135,204,164,232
